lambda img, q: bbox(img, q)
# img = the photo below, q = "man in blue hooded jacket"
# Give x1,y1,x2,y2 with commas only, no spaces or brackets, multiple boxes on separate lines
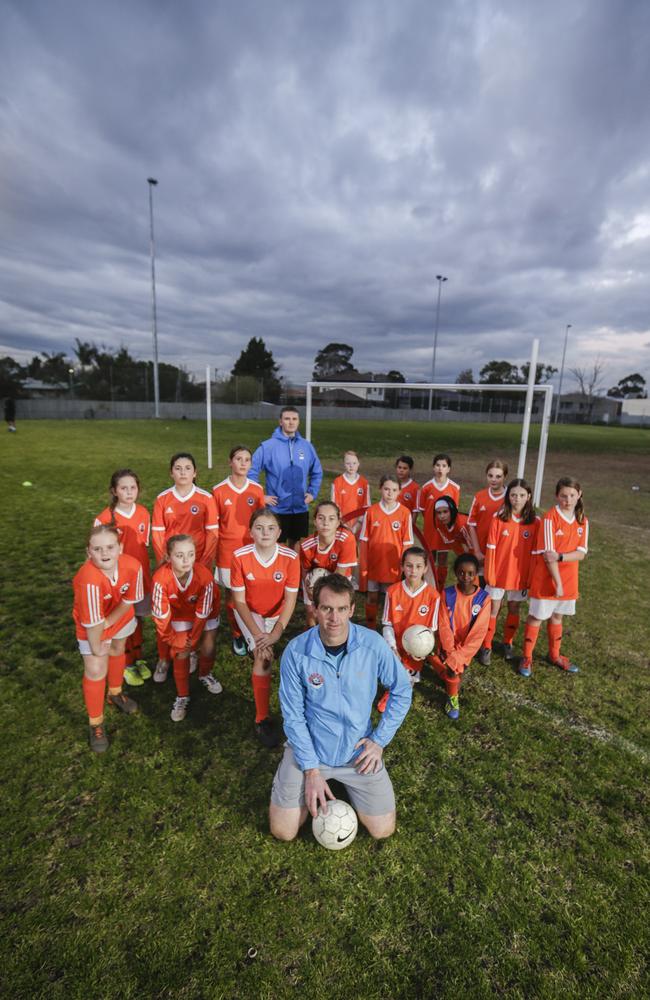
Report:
269,574,412,841
249,407,323,546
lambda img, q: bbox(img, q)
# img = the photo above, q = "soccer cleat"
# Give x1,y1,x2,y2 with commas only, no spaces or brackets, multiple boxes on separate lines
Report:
502,642,515,660
232,635,248,657
407,669,421,684
445,695,460,720
189,652,198,674
88,724,109,753
377,690,389,713
199,674,223,695
171,696,190,722
107,691,138,715
477,646,492,666
518,657,532,678
134,660,152,681
123,665,145,687
153,660,169,683
548,654,579,674
255,718,279,748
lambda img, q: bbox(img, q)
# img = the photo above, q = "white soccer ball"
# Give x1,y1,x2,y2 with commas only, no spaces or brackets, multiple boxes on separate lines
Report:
401,624,435,660
312,799,358,850
306,566,330,594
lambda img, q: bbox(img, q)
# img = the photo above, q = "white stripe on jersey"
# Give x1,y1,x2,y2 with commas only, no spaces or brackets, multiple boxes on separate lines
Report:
278,545,298,559
544,518,555,551
86,583,102,625
152,582,169,620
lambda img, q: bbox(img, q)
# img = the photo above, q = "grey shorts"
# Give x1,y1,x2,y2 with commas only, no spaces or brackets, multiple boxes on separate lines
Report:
271,744,396,816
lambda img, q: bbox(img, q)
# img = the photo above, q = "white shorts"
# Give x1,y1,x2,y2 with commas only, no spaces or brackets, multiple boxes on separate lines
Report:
77,615,137,655
528,598,577,620
135,592,152,617
485,586,528,603
233,610,279,652
367,580,389,595
171,618,220,633
215,567,231,588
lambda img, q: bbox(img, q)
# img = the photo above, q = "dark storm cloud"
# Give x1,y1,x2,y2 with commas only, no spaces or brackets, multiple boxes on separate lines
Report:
1,0,649,391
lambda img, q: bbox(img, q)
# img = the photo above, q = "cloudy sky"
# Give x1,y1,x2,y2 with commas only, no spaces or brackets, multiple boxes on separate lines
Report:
2,0,649,392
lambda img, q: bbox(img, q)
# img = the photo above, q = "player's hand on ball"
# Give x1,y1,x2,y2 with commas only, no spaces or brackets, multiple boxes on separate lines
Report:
305,769,335,818
354,737,383,775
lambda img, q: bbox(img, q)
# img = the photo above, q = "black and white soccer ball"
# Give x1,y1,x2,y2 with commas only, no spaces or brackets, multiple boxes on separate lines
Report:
312,799,358,850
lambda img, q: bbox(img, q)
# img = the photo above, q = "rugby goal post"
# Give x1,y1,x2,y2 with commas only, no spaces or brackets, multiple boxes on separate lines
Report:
304,339,553,508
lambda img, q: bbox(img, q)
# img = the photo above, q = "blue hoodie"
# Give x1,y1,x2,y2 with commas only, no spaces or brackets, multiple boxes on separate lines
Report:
279,622,412,770
249,427,323,514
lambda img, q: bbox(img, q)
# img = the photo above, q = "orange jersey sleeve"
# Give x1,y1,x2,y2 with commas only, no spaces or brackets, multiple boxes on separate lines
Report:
397,480,418,514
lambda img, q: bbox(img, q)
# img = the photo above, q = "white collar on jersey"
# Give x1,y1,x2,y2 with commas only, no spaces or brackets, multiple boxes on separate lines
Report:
253,544,279,567
488,487,506,501
401,579,427,597
379,500,400,514
113,503,136,519
399,479,413,490
173,569,194,591
342,472,360,485
171,485,197,502
225,476,252,494
316,535,336,553
555,504,576,524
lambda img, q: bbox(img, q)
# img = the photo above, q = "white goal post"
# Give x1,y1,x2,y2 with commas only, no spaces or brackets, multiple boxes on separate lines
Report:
304,339,553,508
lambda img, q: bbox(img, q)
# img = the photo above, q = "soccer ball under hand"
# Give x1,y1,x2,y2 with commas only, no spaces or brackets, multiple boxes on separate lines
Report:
312,800,358,850
306,567,330,594
402,625,435,660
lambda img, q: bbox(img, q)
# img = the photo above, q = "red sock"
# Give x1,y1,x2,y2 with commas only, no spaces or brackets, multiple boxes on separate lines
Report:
366,600,378,628
547,622,563,661
445,674,461,697
435,565,448,590
522,623,540,660
226,601,241,638
157,637,170,660
124,632,135,667
198,656,213,678
107,653,126,690
484,617,497,650
82,676,106,719
173,657,190,697
251,672,271,723
131,620,143,661
503,612,520,644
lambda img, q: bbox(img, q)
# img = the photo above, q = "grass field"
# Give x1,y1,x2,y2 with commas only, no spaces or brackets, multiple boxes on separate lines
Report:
1,419,649,999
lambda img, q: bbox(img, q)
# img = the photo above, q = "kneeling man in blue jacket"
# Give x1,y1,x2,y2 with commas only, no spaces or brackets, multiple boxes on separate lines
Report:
270,574,412,840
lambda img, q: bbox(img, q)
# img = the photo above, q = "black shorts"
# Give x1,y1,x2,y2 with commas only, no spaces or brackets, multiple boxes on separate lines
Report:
278,511,310,545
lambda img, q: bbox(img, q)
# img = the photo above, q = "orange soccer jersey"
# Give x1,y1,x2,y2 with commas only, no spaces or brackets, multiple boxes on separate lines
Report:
397,480,419,515
231,543,300,617
151,562,216,649
94,504,152,591
467,487,506,553
359,501,414,585
417,478,461,549
428,511,470,554
528,506,589,601
382,580,440,670
484,514,540,591
72,554,143,641
437,585,491,673
300,527,358,578
331,474,371,520
212,477,265,571
151,486,219,567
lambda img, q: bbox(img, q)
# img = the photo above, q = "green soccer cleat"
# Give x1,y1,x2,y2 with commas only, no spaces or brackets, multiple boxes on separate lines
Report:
134,660,152,681
445,695,460,720
123,666,144,687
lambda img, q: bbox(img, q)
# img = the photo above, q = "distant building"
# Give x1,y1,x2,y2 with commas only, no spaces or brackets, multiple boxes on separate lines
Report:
555,393,621,423
23,378,69,398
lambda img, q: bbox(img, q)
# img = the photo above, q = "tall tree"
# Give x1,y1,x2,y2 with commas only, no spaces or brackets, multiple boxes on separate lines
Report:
478,360,522,384
607,373,647,399
312,343,357,380
570,361,606,420
231,337,281,402
520,362,558,384
455,368,474,384
0,356,27,397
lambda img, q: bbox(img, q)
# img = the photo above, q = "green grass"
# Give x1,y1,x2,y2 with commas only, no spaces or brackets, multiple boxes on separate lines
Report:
1,420,649,999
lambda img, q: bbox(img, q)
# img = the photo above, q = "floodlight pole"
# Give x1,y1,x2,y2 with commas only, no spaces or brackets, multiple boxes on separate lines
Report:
428,274,447,417
147,177,161,419
554,323,571,423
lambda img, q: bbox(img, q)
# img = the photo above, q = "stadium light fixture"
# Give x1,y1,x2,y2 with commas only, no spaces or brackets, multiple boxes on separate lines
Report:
554,323,572,423
147,177,161,418
428,274,448,416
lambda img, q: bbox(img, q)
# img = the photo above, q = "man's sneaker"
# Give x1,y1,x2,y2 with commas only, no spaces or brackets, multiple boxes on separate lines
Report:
123,665,144,687
134,660,152,681
107,691,138,715
88,724,109,753
477,646,491,666
518,657,532,678
548,654,579,674
153,660,169,683
255,718,279,748
377,690,389,713
502,642,515,660
199,674,223,695
189,651,198,674
445,695,460,721
232,635,248,657
171,696,190,722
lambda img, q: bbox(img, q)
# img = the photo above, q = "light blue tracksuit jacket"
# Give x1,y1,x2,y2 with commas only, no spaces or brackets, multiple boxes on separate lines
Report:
249,428,323,514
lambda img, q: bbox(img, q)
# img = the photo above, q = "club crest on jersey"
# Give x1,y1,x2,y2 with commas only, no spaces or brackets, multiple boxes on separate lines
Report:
189,595,198,603
273,571,284,582
120,583,130,594
330,552,338,561
392,520,401,530
404,492,412,500
471,604,481,616
523,530,530,538
357,487,364,496
191,505,199,515
138,523,146,533
577,526,584,536
298,451,305,461
308,672,324,687
247,496,255,505
418,605,429,616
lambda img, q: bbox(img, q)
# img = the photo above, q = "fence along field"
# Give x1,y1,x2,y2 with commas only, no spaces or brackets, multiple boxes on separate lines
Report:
0,419,648,999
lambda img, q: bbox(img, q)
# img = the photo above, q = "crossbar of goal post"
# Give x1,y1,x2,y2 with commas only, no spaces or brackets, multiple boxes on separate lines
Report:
305,380,554,508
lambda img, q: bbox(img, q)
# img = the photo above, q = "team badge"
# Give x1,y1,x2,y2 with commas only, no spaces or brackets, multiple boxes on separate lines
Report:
331,552,338,561
191,505,199,515
523,530,530,538
404,492,412,501
392,520,400,530
120,583,130,594
577,527,584,536
247,496,255,505
471,604,481,616
138,523,146,533
308,673,324,687
273,571,284,582
357,487,364,496
298,451,305,461
189,595,198,603
418,604,429,616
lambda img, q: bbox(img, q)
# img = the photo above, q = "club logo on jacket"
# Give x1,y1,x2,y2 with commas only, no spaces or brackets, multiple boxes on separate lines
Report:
308,672,324,687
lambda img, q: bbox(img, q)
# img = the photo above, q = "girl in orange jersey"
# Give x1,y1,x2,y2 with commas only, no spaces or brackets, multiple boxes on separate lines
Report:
377,546,441,712
359,475,414,630
478,478,540,666
416,453,461,590
395,455,418,517
518,477,589,677
467,459,508,568
330,451,371,536
94,468,152,687
432,553,491,720
151,534,221,722
300,501,358,626
212,445,265,657
72,525,144,753
231,508,300,748
152,452,219,569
